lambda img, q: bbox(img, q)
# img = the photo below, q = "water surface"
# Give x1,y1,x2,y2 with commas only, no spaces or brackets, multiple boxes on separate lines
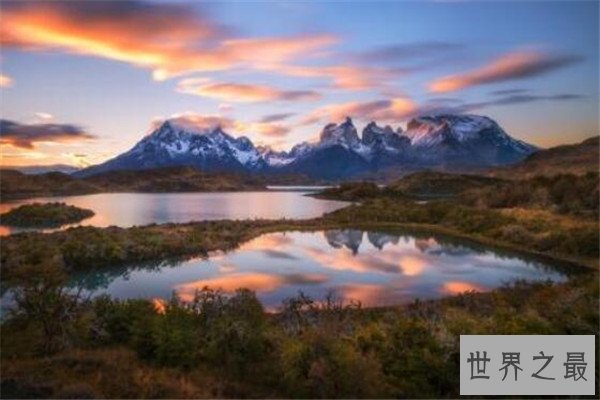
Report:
0,191,347,235
70,229,571,310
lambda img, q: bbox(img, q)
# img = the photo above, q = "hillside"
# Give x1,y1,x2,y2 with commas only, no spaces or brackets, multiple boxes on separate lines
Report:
490,136,598,178
0,170,100,200
0,167,266,200
315,171,503,201
387,171,502,198
85,166,266,192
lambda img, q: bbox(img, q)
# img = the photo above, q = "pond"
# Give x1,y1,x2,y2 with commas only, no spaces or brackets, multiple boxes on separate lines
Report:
69,229,572,311
0,190,348,235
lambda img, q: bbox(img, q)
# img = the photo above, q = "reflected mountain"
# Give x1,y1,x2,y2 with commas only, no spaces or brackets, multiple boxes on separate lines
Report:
367,232,399,250
53,228,586,309
324,229,364,254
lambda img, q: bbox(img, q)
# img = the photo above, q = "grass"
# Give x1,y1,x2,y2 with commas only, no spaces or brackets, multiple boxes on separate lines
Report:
0,202,94,228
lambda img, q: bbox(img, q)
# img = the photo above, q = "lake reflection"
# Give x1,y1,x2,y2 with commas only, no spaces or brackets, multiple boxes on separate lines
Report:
70,230,570,310
0,191,348,235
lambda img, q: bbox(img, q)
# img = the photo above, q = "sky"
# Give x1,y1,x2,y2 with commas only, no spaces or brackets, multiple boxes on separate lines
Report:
0,0,598,168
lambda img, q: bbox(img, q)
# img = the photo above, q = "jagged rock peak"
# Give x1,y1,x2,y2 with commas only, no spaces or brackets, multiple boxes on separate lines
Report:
319,117,360,147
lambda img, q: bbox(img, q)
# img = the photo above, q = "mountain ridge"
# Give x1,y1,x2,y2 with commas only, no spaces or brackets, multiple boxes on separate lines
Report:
76,114,538,179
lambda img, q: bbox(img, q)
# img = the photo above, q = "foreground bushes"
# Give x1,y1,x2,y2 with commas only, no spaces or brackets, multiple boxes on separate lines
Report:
2,268,598,398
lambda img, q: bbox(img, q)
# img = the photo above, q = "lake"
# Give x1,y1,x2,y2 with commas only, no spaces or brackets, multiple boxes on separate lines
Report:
69,229,571,311
0,190,348,235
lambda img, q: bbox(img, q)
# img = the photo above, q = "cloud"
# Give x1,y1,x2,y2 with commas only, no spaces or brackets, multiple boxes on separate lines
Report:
441,281,485,295
155,112,290,138
218,103,233,114
354,41,464,64
429,50,583,93
0,1,337,80
251,123,290,137
260,113,295,123
176,78,321,102
428,92,585,114
0,73,13,87
0,119,95,149
154,113,237,132
34,112,54,121
489,88,529,96
271,64,400,90
282,273,329,285
175,273,284,300
234,121,291,137
219,35,338,67
302,97,417,125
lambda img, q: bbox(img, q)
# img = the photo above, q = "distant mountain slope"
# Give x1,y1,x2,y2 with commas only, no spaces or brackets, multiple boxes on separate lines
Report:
490,136,598,178
2,164,81,175
0,170,98,199
77,114,538,180
0,167,266,200
85,166,266,192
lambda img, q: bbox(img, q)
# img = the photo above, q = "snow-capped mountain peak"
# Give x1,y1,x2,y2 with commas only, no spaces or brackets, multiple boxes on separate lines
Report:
404,114,501,146
319,117,361,148
77,114,538,178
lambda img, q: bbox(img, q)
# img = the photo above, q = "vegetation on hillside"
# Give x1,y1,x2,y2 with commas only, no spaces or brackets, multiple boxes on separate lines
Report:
462,172,599,217
0,167,269,200
490,136,599,178
0,170,99,199
0,202,94,227
316,171,503,201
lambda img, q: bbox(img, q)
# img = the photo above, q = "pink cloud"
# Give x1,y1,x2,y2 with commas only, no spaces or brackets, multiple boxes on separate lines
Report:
176,78,321,102
429,50,582,93
0,1,338,81
0,74,13,88
301,98,417,125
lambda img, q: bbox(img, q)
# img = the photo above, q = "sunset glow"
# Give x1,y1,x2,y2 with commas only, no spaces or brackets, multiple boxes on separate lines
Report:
0,1,597,167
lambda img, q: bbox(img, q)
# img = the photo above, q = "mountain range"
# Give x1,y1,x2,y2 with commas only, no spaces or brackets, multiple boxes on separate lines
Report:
77,114,538,180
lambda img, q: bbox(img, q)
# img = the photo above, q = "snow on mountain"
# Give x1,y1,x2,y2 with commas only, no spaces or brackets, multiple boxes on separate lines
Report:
317,117,372,157
403,114,536,154
258,146,295,167
361,121,410,155
78,114,538,178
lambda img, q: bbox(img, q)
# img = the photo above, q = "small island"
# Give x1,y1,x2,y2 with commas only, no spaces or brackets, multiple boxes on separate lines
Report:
0,202,95,228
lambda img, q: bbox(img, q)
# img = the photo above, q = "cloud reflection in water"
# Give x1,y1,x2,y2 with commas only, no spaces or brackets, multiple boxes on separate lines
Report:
71,230,570,309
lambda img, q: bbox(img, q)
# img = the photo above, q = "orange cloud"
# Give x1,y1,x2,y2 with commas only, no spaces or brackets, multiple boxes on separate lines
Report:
152,298,167,314
0,2,337,80
302,98,417,125
220,35,338,67
175,273,284,301
340,283,386,306
441,281,485,295
429,50,582,93
0,74,13,87
241,233,295,250
242,122,290,137
176,78,320,102
400,256,426,277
